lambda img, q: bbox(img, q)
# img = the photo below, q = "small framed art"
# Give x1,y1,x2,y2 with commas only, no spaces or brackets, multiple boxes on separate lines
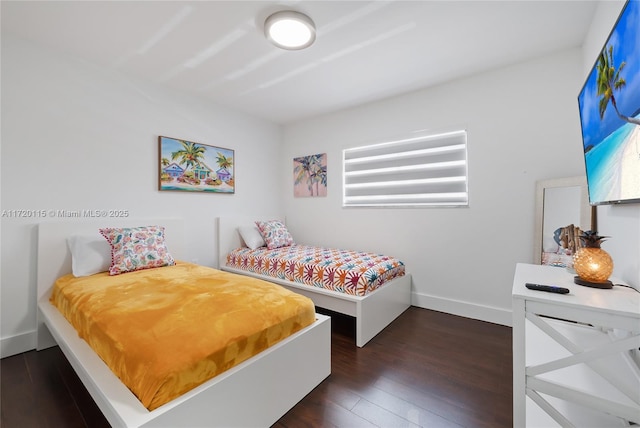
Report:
293,153,327,197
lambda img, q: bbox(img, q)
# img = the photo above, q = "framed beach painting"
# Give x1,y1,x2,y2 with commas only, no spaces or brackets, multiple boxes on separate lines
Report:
294,153,327,197
159,136,234,193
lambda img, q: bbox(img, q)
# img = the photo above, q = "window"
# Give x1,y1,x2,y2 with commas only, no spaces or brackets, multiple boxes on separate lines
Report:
343,129,468,207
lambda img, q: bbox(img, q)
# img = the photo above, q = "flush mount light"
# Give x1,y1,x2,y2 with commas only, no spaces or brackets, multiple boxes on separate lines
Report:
264,10,316,50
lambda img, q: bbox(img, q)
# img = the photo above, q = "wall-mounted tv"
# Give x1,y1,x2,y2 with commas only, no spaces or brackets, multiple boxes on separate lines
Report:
577,0,640,206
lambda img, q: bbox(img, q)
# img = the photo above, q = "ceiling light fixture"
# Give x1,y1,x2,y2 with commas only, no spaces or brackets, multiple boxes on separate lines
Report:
264,11,316,50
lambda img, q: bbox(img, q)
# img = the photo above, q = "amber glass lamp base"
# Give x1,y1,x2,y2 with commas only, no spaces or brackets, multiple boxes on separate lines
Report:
574,276,613,289
572,246,614,289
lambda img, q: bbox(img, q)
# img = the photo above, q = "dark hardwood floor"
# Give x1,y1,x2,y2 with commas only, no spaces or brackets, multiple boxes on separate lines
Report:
1,307,512,427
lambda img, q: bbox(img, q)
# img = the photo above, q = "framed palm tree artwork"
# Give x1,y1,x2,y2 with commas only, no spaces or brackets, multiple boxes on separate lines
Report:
159,136,234,193
294,153,327,197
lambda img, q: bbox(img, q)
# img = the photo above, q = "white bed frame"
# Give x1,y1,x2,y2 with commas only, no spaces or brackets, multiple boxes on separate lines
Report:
217,217,412,347
36,219,331,428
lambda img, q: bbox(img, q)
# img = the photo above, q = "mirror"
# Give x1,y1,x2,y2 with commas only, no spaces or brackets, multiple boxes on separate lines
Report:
534,176,593,267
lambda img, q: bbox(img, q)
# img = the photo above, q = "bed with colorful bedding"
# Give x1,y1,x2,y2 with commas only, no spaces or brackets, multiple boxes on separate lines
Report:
217,216,412,347
36,219,330,428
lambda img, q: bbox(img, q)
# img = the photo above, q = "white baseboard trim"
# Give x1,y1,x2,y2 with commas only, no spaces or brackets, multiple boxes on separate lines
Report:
412,292,512,327
1,330,36,358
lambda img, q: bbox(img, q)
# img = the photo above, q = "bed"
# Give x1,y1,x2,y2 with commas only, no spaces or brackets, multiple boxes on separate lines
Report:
36,218,331,428
217,216,412,347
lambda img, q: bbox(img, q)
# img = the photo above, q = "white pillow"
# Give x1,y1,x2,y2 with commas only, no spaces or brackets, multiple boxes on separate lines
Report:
67,234,112,277
238,226,266,250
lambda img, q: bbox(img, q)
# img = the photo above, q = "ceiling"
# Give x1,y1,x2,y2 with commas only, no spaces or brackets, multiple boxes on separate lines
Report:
1,1,598,124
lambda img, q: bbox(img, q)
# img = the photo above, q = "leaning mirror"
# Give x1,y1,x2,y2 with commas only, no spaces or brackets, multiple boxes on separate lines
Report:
534,176,593,267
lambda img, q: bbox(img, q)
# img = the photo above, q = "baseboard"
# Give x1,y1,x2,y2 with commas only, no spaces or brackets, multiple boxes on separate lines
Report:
1,330,36,358
412,292,512,327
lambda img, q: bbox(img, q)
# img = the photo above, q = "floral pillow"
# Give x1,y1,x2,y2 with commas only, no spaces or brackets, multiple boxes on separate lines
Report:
255,220,294,249
99,225,175,275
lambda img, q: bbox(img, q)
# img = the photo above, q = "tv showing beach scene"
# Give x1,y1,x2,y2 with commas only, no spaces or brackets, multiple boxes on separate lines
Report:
577,0,640,205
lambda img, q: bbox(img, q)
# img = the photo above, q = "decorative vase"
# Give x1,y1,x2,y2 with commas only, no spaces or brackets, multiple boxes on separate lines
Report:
573,231,614,288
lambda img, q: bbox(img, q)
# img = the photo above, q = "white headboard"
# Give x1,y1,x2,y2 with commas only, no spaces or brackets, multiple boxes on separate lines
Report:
216,216,282,268
37,218,184,348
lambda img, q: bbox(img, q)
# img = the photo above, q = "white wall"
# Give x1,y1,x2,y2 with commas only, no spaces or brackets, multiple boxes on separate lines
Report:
0,35,284,357
4,0,637,360
281,48,587,326
582,0,640,288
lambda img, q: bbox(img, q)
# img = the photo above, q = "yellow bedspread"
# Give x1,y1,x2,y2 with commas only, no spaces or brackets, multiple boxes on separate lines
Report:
50,262,316,410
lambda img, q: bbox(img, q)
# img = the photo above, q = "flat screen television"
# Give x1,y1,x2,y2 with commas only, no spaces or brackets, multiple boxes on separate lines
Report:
577,0,640,205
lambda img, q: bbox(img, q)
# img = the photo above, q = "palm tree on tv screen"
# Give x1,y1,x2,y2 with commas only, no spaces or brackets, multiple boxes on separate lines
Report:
596,45,640,126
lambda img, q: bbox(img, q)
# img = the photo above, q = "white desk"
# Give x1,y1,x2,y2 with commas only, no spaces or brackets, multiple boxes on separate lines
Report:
512,263,640,427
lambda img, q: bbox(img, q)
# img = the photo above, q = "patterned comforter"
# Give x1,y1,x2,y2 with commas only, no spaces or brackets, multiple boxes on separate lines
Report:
226,244,405,297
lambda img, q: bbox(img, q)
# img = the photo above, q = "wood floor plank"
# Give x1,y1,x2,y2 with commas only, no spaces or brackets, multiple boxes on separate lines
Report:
24,347,88,428
0,307,513,428
349,382,463,428
372,375,491,428
0,354,39,428
52,346,111,428
351,398,421,427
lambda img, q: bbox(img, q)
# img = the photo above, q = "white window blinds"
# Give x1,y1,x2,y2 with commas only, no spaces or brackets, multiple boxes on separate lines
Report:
343,129,468,207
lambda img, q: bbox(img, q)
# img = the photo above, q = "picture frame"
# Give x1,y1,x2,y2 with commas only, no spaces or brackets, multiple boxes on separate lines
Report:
293,153,327,197
159,136,235,193
534,176,592,267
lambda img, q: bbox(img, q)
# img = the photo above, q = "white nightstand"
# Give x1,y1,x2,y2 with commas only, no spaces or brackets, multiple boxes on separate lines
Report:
512,263,640,427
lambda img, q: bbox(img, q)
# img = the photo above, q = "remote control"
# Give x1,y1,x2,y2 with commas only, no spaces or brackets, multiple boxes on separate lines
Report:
525,283,570,294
